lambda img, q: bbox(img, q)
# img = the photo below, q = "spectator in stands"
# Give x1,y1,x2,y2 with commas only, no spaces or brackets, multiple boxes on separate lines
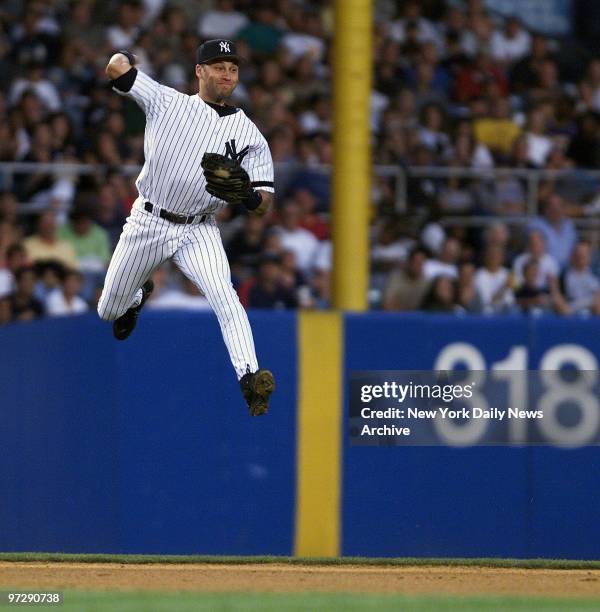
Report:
417,103,451,158
476,171,527,215
94,184,128,249
512,229,560,290
299,95,331,136
62,1,105,50
473,97,521,160
382,246,429,311
528,194,577,269
454,50,508,103
0,218,23,264
273,201,319,275
294,188,329,240
49,112,75,158
45,269,88,317
437,167,476,214
148,273,211,311
567,112,600,168
410,58,448,109
0,243,27,298
371,215,413,274
23,210,78,270
281,249,307,290
514,259,570,315
483,221,510,250
421,275,458,313
583,58,600,112
424,236,461,280
0,295,11,325
237,6,284,56
463,5,494,56
548,95,578,150
375,40,404,99
388,1,439,49
33,259,64,303
490,17,531,65
282,6,326,64
456,261,483,313
10,2,59,68
9,61,61,112
106,0,143,49
227,214,267,281
449,120,494,169
9,266,43,321
528,58,563,106
247,253,298,309
58,205,111,299
0,120,19,163
563,241,600,315
198,0,249,39
537,150,589,208
309,267,330,309
524,106,553,167
511,35,552,94
474,245,515,313
0,191,19,226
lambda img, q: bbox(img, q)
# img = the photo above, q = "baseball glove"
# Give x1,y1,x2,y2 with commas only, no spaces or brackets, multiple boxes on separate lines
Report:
201,153,251,204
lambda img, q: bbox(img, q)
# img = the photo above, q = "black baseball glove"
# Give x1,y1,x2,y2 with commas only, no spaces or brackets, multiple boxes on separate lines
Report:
201,153,252,204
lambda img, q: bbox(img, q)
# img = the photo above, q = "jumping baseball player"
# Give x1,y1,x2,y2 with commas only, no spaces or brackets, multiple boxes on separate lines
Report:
97,40,275,416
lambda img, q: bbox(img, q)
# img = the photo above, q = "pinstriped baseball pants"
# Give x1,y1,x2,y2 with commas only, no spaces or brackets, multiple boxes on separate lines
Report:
97,200,258,379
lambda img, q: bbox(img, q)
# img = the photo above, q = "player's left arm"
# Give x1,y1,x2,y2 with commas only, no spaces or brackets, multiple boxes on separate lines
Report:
244,130,274,216
252,190,273,217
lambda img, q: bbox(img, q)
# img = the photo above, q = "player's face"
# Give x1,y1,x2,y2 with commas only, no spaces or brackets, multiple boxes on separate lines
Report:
197,61,239,102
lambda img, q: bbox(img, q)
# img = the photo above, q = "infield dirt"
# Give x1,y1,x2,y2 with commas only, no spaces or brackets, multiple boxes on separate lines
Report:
1,562,600,598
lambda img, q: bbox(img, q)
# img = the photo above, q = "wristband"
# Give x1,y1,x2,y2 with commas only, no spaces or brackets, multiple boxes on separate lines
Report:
117,49,136,65
111,67,137,92
242,189,262,211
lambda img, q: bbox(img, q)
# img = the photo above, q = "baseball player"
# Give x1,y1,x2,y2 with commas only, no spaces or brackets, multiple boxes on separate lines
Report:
97,40,275,416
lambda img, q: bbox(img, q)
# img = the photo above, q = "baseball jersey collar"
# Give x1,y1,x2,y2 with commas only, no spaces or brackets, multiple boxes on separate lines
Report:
197,95,239,117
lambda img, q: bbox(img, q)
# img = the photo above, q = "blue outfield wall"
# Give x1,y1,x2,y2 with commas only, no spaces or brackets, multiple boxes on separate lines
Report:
0,311,297,555
2,311,600,558
343,313,600,559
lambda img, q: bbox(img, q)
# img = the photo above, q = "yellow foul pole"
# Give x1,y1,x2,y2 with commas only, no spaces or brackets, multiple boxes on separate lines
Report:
332,0,371,311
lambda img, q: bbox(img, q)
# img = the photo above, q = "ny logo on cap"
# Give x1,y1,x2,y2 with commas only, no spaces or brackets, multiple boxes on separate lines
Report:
220,41,231,53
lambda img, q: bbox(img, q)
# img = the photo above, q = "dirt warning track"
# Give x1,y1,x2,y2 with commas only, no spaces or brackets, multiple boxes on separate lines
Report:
1,562,600,598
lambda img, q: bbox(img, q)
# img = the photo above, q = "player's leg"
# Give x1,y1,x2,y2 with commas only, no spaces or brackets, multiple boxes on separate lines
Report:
173,219,274,414
97,206,179,323
173,220,258,377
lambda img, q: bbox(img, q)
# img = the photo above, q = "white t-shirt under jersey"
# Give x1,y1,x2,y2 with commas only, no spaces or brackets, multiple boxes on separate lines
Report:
114,70,274,216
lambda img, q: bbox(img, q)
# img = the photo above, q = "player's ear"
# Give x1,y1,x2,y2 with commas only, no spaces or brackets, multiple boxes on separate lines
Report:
195,64,203,79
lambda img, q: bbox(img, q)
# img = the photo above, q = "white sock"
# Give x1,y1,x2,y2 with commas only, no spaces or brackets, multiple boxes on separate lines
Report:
131,288,143,308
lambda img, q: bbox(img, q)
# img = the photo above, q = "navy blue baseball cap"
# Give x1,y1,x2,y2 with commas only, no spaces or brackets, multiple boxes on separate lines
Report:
196,39,239,65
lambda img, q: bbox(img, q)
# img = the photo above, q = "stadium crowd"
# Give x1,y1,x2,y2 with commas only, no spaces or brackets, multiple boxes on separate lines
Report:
1,0,600,325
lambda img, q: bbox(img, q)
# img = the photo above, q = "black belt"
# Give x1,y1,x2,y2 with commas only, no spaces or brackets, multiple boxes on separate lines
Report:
144,202,207,225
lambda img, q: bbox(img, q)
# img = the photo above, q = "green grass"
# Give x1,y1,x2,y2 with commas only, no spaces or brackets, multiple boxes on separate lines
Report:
1,552,599,569
12,592,600,612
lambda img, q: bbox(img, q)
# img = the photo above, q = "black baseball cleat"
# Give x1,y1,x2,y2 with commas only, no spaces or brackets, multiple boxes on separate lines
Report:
240,368,275,416
112,279,154,341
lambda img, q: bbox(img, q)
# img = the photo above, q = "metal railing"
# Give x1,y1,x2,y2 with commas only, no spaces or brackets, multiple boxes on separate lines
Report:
401,166,600,217
2,162,600,225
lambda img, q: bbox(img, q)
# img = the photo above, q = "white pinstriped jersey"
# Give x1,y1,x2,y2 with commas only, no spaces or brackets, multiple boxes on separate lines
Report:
114,70,274,216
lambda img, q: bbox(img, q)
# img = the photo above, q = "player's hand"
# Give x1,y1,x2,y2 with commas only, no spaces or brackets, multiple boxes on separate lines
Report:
201,153,252,205
106,51,137,79
116,50,137,66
